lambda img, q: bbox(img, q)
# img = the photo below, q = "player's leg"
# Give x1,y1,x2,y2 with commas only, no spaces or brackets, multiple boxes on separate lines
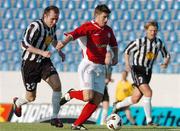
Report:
13,90,36,117
42,59,63,127
13,61,38,117
72,63,105,129
46,74,62,117
60,60,93,105
124,106,136,125
113,87,142,113
100,100,109,125
139,84,153,125
72,91,103,129
136,67,153,125
100,87,109,125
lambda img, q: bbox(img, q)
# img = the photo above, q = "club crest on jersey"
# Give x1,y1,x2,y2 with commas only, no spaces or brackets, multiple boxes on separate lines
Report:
45,36,53,45
146,52,155,60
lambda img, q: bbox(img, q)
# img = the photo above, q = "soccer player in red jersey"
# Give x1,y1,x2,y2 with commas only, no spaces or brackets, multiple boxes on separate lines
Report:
57,4,118,130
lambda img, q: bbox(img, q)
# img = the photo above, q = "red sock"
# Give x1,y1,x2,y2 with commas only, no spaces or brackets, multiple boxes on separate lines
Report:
74,102,97,126
69,90,83,100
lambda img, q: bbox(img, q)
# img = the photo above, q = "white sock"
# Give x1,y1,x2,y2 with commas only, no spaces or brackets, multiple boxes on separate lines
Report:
15,97,29,107
100,108,108,125
143,96,152,124
52,91,62,119
116,96,133,109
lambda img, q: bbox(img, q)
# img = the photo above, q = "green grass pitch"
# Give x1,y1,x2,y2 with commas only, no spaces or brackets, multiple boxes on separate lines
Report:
1,123,180,131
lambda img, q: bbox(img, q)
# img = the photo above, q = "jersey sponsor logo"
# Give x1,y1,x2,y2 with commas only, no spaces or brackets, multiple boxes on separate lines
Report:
96,44,107,48
146,52,155,60
44,36,53,45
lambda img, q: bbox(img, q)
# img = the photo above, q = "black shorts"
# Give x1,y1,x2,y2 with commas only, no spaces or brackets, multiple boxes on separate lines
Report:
131,65,152,87
102,86,109,101
21,58,58,92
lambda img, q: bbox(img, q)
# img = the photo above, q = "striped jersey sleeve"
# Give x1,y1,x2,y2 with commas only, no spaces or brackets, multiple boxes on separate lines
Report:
124,40,138,55
158,39,170,58
21,21,40,50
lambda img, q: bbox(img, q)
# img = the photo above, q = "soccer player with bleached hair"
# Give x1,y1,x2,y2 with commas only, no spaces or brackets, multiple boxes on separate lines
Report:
113,20,170,126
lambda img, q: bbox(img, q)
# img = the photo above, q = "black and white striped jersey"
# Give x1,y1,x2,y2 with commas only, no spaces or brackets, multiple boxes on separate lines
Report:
21,19,57,62
124,37,170,69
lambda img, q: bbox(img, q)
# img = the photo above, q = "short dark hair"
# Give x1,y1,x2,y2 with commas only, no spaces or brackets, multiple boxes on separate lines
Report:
43,5,59,18
94,4,111,16
144,20,159,30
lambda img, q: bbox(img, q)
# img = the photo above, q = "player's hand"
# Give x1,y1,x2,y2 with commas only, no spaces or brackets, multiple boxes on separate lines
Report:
56,41,65,50
58,50,65,62
160,63,168,69
42,51,51,58
111,57,118,66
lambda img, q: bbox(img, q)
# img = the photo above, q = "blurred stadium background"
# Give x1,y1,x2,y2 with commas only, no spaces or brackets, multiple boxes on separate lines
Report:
0,0,179,73
0,0,180,127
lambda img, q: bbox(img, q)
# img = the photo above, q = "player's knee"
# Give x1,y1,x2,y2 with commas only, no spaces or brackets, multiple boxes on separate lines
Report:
83,96,93,102
52,85,61,91
53,87,61,91
26,96,36,102
132,97,140,104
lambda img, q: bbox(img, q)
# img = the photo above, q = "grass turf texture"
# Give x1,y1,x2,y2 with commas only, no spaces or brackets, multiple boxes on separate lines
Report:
1,123,180,131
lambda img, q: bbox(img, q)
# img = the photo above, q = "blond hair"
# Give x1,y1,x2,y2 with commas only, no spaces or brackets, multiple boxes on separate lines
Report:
144,20,158,30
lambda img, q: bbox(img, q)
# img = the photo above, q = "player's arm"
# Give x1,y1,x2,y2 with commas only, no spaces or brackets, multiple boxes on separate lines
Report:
124,53,131,72
52,34,66,61
161,57,170,68
111,47,118,65
109,29,118,66
158,39,170,68
55,34,73,50
105,65,113,84
160,46,170,68
124,41,137,72
27,45,51,58
56,23,88,50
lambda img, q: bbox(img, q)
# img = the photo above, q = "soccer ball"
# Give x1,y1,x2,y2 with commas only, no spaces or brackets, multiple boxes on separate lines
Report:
106,113,123,130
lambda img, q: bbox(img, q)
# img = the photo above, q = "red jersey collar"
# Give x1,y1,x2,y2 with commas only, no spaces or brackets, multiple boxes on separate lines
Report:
91,20,104,29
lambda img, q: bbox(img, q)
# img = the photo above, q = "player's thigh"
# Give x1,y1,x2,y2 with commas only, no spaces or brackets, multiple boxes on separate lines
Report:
78,60,91,90
93,91,103,105
131,87,143,103
41,59,61,91
46,74,61,91
21,60,40,92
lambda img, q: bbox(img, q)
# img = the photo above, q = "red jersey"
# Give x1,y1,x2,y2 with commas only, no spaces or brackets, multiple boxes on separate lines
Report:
66,20,118,64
